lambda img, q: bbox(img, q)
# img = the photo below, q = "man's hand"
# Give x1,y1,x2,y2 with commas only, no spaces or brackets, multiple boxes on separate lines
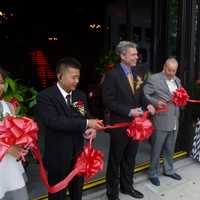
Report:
147,104,156,115
7,145,28,160
157,99,167,108
129,108,143,117
87,119,104,129
84,128,97,139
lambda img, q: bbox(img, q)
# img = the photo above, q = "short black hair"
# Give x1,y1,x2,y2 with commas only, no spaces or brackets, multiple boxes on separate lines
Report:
56,57,81,74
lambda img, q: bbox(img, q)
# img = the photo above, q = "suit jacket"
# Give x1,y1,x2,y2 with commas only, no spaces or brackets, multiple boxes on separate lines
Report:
35,85,88,168
102,64,146,124
143,72,181,131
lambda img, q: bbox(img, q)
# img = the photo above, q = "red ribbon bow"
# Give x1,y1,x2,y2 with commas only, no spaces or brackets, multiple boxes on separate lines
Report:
127,111,154,141
75,141,104,179
172,87,200,106
0,115,38,161
172,87,189,106
34,139,104,193
0,115,104,194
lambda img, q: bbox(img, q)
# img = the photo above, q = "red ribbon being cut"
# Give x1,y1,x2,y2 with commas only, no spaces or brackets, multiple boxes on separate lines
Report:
101,108,167,141
172,87,200,106
0,109,166,193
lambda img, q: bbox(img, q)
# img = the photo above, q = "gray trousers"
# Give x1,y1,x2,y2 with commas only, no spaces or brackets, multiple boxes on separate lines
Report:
148,130,178,178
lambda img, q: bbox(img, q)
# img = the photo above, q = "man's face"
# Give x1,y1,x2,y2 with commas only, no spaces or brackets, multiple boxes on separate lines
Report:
121,47,138,67
58,67,80,92
163,63,178,80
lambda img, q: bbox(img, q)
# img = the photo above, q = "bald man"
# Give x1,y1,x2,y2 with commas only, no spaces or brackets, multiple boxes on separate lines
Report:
143,58,182,186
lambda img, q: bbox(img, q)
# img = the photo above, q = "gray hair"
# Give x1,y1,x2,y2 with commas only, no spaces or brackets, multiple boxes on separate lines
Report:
115,41,137,56
164,57,178,67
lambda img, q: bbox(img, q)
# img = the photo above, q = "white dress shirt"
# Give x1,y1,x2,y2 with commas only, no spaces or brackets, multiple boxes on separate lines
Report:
165,78,177,130
57,82,72,104
56,82,88,128
165,79,177,94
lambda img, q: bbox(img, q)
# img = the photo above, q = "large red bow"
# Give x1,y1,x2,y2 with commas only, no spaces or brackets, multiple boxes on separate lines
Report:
0,115,104,193
172,87,200,106
127,111,154,141
33,139,104,193
172,87,189,106
101,110,165,141
75,142,104,179
0,115,38,161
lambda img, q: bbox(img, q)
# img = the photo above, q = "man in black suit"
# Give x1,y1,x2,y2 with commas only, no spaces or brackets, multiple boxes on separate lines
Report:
102,41,155,200
35,57,104,200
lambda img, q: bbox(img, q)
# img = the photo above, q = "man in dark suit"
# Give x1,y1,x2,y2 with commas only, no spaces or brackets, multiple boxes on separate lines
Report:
102,41,155,200
35,57,104,200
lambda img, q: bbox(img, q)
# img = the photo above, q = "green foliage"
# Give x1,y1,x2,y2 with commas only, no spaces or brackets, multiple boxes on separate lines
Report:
96,50,119,77
3,77,38,116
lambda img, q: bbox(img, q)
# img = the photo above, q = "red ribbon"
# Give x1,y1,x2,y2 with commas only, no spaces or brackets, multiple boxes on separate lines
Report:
126,111,154,141
0,115,104,194
0,115,38,161
32,139,104,193
100,108,167,141
172,87,200,106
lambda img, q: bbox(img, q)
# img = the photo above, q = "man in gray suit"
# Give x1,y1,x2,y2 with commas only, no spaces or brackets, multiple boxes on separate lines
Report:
143,58,182,186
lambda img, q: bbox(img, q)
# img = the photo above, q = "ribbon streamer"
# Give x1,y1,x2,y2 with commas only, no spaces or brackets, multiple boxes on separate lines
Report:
0,115,104,193
100,108,167,141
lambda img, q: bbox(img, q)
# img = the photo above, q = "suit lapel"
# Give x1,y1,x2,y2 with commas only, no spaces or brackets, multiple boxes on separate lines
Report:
175,77,181,88
116,64,134,97
159,72,171,96
53,85,71,116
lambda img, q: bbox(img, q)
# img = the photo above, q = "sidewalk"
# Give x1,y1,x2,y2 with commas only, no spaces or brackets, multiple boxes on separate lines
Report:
82,157,200,200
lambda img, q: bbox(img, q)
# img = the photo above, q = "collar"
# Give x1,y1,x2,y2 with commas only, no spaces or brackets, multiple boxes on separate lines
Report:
120,63,132,76
57,82,72,99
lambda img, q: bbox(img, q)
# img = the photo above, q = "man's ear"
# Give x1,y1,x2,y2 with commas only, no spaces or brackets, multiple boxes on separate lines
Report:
57,73,62,81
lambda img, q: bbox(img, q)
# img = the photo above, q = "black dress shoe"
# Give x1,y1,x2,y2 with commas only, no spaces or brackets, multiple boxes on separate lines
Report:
107,193,120,200
107,197,120,200
121,189,144,199
163,173,182,180
149,177,160,186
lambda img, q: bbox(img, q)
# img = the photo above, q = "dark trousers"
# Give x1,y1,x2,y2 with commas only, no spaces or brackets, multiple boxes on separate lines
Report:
48,170,83,200
106,128,139,199
46,137,84,200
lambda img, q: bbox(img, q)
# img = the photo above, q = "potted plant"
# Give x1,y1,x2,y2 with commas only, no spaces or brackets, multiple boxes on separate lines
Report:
3,77,37,117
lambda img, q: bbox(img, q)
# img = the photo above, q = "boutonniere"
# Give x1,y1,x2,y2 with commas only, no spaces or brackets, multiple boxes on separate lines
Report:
70,101,85,116
134,76,143,90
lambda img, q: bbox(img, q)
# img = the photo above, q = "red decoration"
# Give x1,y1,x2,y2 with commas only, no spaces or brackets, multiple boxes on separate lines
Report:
172,87,189,106
75,142,104,179
9,97,20,111
0,115,38,161
127,111,154,141
0,115,104,194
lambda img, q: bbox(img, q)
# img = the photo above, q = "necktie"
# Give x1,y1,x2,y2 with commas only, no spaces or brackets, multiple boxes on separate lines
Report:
66,94,71,104
127,72,134,93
